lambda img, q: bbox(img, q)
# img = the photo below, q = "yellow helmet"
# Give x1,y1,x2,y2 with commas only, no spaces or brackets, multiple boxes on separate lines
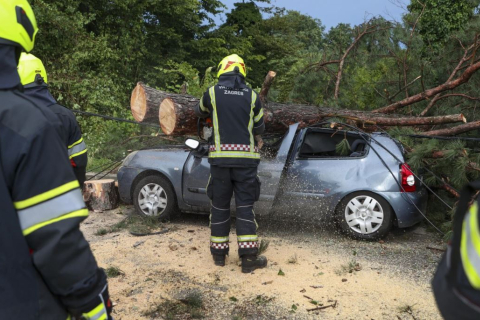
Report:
217,54,247,78
0,0,38,52
18,53,48,88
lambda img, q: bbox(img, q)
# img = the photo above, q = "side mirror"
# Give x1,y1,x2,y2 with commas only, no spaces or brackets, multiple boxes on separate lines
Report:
185,138,200,150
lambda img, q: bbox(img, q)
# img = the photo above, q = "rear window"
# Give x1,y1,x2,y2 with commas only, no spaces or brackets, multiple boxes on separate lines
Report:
298,129,370,158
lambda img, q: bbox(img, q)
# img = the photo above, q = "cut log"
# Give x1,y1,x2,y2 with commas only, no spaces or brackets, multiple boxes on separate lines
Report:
83,179,119,211
159,95,199,135
130,82,163,123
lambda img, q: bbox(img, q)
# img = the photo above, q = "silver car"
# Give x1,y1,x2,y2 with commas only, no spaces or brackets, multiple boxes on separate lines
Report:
117,123,427,240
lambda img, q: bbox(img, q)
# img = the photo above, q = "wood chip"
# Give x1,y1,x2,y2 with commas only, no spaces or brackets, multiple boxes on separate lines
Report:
310,285,323,289
300,289,306,293
133,240,145,248
262,281,273,285
342,279,347,282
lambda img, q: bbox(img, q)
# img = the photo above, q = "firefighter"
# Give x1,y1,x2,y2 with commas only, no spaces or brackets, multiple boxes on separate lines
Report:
195,54,267,273
432,181,480,319
18,53,88,187
0,1,113,319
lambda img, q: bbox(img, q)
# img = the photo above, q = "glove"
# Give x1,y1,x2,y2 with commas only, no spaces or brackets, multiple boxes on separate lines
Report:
70,285,113,320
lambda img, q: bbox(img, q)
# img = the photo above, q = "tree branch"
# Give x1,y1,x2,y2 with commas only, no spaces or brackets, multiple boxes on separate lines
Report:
422,120,480,136
373,59,480,114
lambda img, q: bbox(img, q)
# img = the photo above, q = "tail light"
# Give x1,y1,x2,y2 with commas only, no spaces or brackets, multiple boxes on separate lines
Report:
400,164,416,192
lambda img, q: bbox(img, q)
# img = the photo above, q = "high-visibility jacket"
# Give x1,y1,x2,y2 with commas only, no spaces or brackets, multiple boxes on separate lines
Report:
0,87,109,319
433,182,480,319
195,74,265,167
23,86,88,186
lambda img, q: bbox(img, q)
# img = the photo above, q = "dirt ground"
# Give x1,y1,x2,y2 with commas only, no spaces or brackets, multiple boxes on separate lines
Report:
81,205,445,320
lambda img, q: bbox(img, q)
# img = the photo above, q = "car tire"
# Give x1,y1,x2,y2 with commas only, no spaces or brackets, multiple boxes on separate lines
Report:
133,175,176,220
336,191,393,240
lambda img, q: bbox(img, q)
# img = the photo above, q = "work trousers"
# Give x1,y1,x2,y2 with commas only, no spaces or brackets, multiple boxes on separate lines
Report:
207,165,261,257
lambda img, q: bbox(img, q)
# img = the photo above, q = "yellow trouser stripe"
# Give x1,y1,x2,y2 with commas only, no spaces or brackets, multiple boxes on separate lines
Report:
68,137,84,149
23,209,89,236
14,180,80,210
238,235,258,241
211,236,229,243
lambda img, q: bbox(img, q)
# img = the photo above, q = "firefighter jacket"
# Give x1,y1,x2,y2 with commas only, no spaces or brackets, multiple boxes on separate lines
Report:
0,46,109,319
23,86,88,186
432,181,480,319
195,73,265,167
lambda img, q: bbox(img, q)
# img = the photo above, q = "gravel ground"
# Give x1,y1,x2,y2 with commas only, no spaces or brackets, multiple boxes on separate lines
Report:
81,205,445,320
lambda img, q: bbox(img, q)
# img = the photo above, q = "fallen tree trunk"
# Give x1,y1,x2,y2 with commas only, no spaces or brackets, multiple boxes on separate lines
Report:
131,79,469,136
83,179,119,211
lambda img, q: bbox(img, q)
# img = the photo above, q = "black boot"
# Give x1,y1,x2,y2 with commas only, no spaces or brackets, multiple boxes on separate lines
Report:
213,254,225,266
241,255,267,273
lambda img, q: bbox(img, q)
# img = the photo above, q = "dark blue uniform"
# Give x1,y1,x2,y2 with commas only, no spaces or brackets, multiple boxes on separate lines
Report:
195,73,265,257
0,45,109,320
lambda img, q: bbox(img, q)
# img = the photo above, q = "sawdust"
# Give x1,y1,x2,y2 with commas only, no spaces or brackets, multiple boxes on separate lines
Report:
81,207,442,320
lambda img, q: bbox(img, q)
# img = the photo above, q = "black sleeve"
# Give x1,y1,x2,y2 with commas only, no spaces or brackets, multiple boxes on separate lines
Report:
252,91,265,135
12,118,108,313
194,90,211,118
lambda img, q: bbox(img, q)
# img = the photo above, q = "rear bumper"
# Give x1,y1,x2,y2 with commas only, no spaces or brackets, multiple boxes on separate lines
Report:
378,188,428,228
117,166,141,204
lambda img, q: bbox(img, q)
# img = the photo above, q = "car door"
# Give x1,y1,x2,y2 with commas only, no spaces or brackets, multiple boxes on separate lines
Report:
182,123,300,216
278,129,370,219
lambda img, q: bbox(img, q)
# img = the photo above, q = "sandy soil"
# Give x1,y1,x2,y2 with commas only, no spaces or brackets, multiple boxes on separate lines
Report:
81,205,444,320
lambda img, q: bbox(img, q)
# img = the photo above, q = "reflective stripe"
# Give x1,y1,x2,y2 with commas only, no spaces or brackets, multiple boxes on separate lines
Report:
237,235,258,241
249,91,255,154
254,108,264,123
18,189,86,232
68,137,83,149
83,302,108,320
461,202,480,289
199,97,209,113
211,236,229,243
14,180,80,210
209,87,221,152
69,148,87,159
209,151,260,159
23,209,89,236
68,140,87,158
211,218,230,225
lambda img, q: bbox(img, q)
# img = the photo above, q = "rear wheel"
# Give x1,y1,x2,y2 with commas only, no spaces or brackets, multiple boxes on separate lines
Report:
337,191,392,240
133,175,176,219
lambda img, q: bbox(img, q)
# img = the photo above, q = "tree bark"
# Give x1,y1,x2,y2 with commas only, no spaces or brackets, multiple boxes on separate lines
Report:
422,120,480,136
83,179,119,211
259,71,276,106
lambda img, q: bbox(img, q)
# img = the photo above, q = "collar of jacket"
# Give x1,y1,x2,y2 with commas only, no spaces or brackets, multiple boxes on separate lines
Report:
23,86,57,107
0,45,22,90
217,73,248,89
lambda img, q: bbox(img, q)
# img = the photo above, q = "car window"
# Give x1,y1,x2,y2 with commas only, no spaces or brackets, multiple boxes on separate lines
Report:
298,129,369,159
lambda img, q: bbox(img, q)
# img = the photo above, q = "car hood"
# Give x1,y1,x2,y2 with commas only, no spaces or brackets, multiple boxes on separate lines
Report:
123,147,191,169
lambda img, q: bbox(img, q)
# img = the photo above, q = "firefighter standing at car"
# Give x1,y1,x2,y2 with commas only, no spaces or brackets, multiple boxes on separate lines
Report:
432,181,480,320
0,1,113,319
18,53,88,187
195,54,267,273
